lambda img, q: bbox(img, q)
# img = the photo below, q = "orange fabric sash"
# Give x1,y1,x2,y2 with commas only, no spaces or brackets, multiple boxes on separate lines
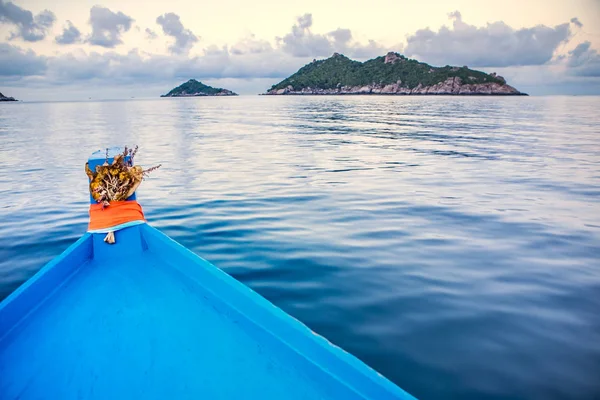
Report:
88,201,146,232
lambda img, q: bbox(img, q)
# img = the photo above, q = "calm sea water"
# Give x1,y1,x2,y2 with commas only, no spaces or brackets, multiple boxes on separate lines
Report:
1,96,599,399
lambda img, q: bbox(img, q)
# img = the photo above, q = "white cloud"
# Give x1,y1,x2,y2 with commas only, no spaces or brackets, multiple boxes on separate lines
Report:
570,17,583,28
404,11,576,67
55,21,82,44
566,41,600,77
486,63,600,95
156,13,198,55
145,28,157,40
277,13,385,59
87,6,134,48
231,34,273,55
0,43,47,77
0,0,55,42
8,46,301,89
1,9,599,96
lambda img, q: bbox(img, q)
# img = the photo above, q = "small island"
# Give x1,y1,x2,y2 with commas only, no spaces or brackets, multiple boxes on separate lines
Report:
161,79,238,97
265,52,526,96
0,92,17,101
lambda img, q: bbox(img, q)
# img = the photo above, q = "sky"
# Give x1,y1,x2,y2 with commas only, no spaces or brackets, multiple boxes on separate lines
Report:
1,0,600,100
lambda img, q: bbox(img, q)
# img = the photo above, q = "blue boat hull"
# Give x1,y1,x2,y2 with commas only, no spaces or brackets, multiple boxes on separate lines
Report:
0,224,414,399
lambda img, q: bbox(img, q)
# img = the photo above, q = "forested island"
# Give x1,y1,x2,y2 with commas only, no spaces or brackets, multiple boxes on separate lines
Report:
161,79,238,97
265,52,526,95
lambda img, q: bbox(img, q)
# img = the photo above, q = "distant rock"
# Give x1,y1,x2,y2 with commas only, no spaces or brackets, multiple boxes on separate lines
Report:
161,79,238,97
0,92,17,101
265,52,527,96
384,52,401,64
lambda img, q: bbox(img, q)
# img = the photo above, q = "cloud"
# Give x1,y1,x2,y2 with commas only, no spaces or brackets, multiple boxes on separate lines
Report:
55,21,82,45
568,42,592,66
47,51,112,81
174,49,303,80
404,11,575,67
145,28,157,40
277,13,385,59
0,44,304,90
485,63,600,95
278,13,333,57
2,10,599,97
566,41,600,77
0,43,47,76
0,0,55,42
203,44,228,57
570,17,583,28
156,13,198,55
87,6,133,48
230,34,272,55
328,28,352,45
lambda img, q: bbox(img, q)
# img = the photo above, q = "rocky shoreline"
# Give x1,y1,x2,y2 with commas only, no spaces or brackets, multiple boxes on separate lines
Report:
265,77,526,96
161,90,237,97
0,92,17,101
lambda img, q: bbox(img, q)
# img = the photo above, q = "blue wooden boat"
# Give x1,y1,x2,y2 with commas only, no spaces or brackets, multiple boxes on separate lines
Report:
0,149,415,399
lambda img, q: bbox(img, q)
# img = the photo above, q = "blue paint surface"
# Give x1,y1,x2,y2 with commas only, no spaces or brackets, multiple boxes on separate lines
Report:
0,224,414,399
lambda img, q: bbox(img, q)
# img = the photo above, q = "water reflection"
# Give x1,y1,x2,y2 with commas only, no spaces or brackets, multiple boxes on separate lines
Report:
1,96,599,399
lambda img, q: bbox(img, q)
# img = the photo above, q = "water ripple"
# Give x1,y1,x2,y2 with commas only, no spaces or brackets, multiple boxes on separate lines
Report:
1,96,599,399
